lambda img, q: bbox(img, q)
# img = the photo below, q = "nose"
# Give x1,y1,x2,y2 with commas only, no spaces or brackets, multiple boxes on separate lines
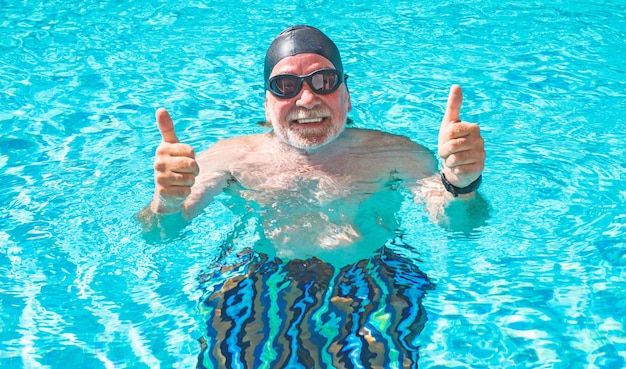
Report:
295,84,320,109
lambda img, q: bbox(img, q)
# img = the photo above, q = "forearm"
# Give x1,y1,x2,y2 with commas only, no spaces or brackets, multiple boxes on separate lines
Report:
136,175,227,236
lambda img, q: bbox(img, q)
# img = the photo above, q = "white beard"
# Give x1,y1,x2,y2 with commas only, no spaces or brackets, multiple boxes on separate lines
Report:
275,120,345,151
273,107,345,150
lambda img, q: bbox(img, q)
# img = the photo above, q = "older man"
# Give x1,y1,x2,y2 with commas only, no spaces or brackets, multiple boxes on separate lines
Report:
139,25,486,368
137,25,485,260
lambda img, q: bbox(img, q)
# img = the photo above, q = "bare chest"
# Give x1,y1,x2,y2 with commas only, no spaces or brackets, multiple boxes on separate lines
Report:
231,153,393,196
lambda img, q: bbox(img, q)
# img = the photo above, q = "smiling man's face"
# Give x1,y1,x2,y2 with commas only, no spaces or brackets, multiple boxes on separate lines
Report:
265,53,351,151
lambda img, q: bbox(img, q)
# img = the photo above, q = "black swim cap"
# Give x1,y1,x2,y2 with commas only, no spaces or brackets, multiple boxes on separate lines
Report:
264,25,343,89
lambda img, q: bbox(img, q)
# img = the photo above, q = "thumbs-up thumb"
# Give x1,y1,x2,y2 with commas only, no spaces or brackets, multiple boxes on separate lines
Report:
442,85,463,124
156,108,179,144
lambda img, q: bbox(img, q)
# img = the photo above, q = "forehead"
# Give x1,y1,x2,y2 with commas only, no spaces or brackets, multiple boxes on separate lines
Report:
270,53,335,77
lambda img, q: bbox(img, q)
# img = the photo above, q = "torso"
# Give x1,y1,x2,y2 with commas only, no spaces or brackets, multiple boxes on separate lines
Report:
193,128,437,263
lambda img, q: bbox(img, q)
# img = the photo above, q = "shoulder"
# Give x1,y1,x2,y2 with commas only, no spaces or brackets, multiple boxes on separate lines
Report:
195,133,270,170
199,133,268,155
344,128,437,175
344,128,428,150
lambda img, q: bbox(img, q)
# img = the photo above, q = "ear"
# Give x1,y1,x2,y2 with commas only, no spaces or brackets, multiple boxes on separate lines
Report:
344,87,352,112
264,95,271,123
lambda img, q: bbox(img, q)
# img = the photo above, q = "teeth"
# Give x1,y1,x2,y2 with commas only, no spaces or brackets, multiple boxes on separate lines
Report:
297,118,323,124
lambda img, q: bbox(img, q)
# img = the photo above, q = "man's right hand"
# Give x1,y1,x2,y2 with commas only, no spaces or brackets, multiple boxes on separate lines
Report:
151,108,199,213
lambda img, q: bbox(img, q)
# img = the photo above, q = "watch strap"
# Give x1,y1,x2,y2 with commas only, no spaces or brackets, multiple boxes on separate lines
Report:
441,172,482,197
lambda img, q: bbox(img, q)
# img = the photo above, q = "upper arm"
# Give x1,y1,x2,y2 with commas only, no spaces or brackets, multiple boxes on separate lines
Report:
386,134,438,181
182,139,240,219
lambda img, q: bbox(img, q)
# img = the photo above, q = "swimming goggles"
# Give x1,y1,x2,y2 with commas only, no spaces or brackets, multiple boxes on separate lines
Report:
267,69,346,99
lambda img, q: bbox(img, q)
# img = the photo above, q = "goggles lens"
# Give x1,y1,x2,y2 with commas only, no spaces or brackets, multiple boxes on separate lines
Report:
268,69,343,98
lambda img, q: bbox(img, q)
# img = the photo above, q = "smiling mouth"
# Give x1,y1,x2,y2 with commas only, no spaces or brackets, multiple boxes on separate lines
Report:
287,108,331,125
294,117,324,124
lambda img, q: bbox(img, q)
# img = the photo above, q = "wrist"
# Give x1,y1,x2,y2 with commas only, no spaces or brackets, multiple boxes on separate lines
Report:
152,194,185,214
441,172,482,197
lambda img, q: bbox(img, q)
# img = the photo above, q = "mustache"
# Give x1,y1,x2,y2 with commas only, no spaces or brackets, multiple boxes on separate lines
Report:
286,108,331,122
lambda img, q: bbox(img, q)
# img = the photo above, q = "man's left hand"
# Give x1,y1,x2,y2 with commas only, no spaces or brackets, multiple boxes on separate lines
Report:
437,85,485,188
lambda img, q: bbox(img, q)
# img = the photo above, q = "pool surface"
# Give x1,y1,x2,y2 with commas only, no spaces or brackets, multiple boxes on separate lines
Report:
1,0,625,368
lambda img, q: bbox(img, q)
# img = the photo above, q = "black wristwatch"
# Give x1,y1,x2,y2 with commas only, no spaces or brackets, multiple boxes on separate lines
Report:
441,172,482,197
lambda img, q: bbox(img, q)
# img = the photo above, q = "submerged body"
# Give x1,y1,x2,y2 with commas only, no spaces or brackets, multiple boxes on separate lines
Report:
185,127,437,260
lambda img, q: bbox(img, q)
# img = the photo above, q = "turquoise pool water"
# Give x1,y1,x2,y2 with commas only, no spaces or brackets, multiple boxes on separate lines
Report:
1,0,625,367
